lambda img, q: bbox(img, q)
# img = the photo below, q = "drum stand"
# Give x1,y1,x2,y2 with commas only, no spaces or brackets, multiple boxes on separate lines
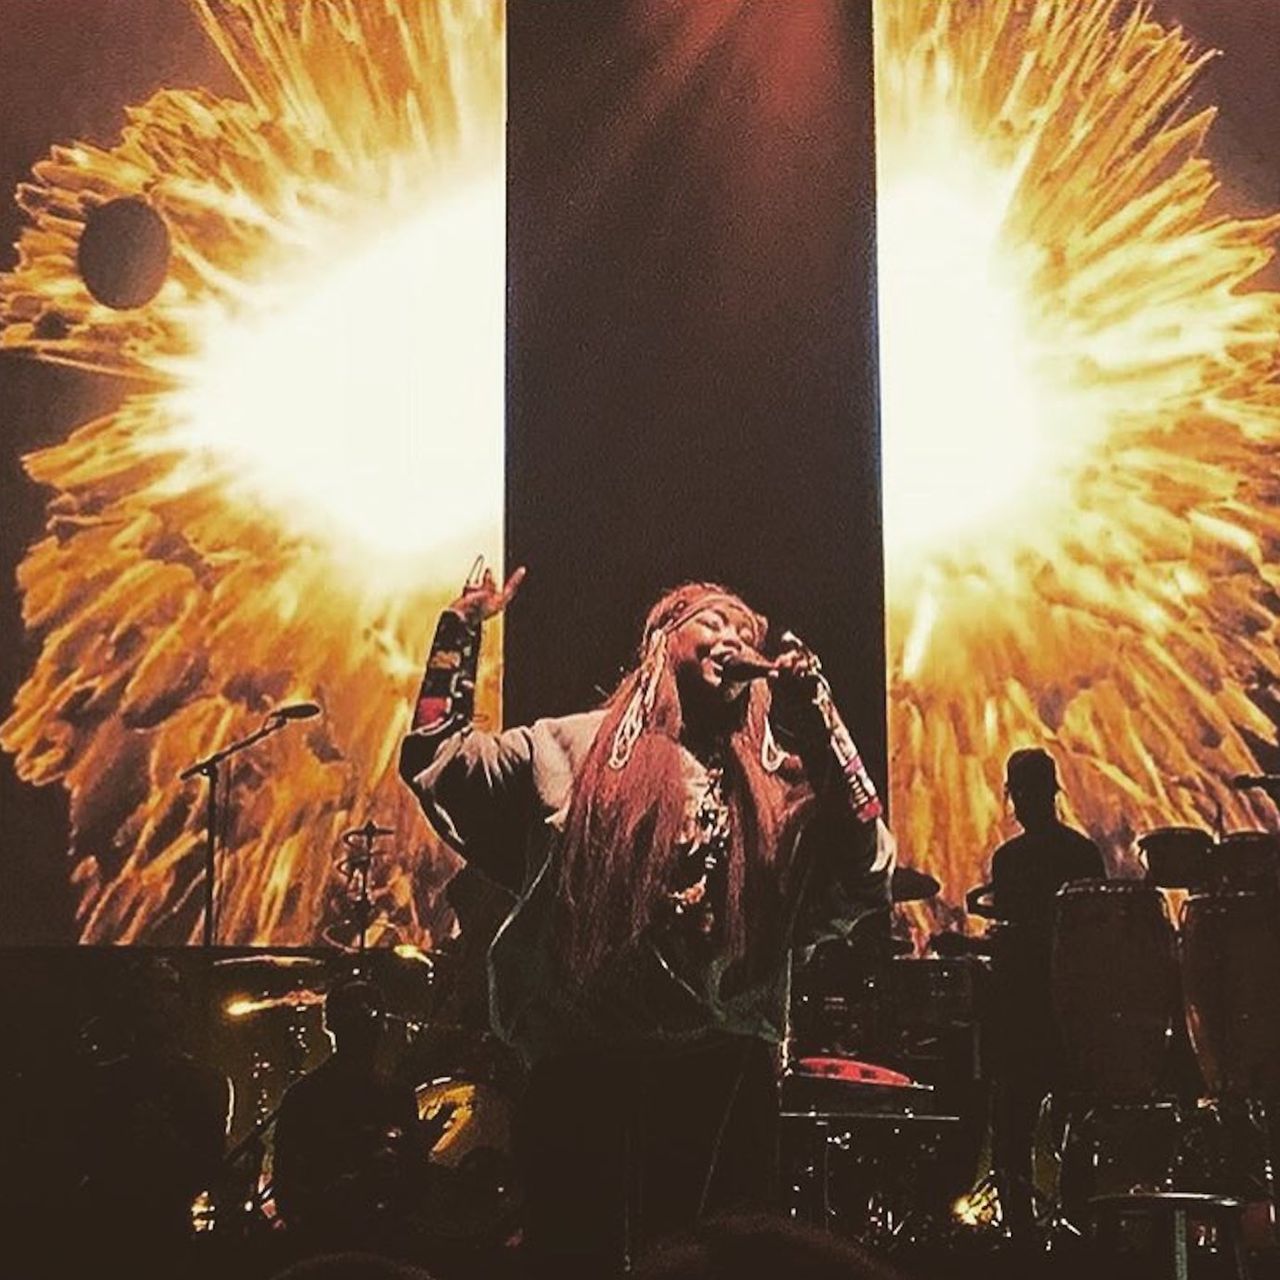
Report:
1055,1092,1280,1253
1189,1096,1279,1227
1056,1094,1186,1232
333,820,395,952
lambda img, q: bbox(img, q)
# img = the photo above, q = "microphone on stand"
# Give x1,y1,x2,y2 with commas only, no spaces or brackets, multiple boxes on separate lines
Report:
268,702,323,721
182,699,322,947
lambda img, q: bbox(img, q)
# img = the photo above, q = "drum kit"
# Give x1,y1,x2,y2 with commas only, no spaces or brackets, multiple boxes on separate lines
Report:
204,803,1280,1253
213,951,521,1248
785,823,1280,1248
784,861,987,1245
1050,826,1280,1233
208,820,521,1247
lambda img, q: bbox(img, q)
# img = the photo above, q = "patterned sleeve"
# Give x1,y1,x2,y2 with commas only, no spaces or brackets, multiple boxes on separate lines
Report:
398,609,533,892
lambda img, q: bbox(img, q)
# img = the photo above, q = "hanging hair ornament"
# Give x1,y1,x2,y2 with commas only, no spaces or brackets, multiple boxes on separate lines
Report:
608,628,668,770
760,716,787,774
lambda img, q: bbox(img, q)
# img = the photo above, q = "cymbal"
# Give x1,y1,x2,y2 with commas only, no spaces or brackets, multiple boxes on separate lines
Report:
224,990,326,1019
891,865,941,903
212,952,330,1002
211,953,326,973
929,930,995,959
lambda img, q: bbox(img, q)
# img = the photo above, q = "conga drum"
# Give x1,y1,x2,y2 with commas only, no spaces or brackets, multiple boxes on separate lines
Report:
1051,882,1179,1097
1137,827,1213,890
1212,832,1280,892
1180,891,1280,1099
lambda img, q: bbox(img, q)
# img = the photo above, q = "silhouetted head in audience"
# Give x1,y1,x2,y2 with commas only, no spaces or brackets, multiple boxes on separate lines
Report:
269,1252,435,1280
1005,747,1060,833
632,1213,905,1280
323,979,384,1063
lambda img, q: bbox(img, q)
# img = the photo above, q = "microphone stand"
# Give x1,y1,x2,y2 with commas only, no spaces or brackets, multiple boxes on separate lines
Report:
181,714,292,949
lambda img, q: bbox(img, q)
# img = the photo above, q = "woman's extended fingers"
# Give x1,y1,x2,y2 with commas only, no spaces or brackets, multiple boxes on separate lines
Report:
464,554,487,591
500,565,527,608
449,562,526,622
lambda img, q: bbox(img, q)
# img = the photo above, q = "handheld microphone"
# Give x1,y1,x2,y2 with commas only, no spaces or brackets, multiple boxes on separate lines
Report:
269,702,323,721
719,656,778,682
1230,774,1280,790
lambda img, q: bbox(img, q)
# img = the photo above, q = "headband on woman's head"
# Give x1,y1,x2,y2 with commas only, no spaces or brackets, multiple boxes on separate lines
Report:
608,584,767,771
643,588,766,651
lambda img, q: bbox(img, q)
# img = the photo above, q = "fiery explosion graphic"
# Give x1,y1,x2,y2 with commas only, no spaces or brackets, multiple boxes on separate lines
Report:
878,0,1280,908
1,0,505,943
2,0,1279,943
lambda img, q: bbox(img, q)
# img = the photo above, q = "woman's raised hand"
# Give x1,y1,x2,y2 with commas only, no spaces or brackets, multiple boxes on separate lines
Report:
448,557,527,625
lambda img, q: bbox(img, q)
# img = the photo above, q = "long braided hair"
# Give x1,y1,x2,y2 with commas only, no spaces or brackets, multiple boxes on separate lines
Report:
553,583,811,987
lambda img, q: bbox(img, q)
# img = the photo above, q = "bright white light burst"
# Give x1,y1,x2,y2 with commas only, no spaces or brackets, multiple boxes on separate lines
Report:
877,0,1280,921
166,176,504,571
880,168,1038,554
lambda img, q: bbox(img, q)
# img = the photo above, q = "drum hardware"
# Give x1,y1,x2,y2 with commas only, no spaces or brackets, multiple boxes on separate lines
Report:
207,1012,522,1245
891,866,942,903
332,819,398,953
929,930,995,959
1230,774,1280,803
1085,1191,1253,1278
1170,1099,1279,1223
781,1054,965,1250
213,953,327,977
1044,1096,1280,1254
781,1050,959,1247
887,957,976,1027
964,882,1000,922
205,1095,289,1240
792,938,988,1103
787,945,987,1245
1057,1098,1187,1229
213,949,451,1162
224,989,327,1019
912,815,1280,1249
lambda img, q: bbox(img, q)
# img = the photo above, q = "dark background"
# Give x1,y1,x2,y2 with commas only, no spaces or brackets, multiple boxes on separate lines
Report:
505,0,883,741
2,1,1277,943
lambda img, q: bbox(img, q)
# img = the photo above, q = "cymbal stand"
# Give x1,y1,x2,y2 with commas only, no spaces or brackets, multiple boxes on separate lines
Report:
337,820,395,953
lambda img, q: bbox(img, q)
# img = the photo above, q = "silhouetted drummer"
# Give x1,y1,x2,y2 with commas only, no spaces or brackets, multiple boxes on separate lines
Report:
991,749,1104,940
984,748,1104,1241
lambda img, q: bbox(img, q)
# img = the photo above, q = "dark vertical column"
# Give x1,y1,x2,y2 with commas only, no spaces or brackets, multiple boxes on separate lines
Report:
505,0,884,789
